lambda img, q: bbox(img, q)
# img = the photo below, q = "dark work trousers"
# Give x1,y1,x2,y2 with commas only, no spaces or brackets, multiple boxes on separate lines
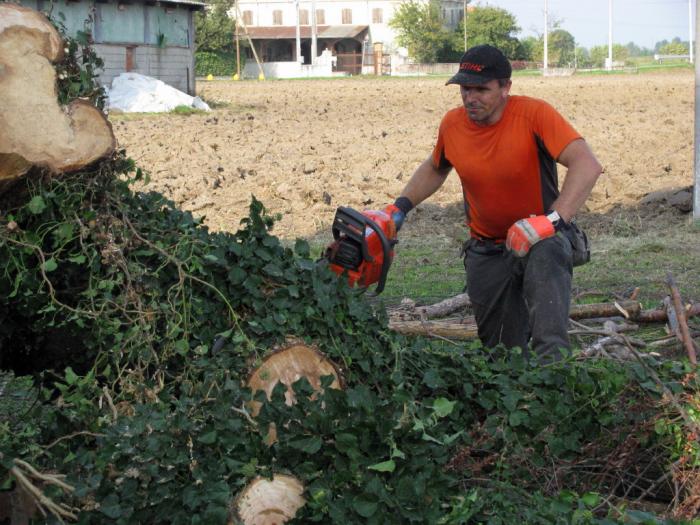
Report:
463,233,574,360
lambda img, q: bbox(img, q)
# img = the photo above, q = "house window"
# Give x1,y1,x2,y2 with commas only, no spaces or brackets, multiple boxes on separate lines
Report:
341,8,352,24
315,9,325,24
272,10,283,25
299,8,309,25
372,8,382,23
242,10,253,26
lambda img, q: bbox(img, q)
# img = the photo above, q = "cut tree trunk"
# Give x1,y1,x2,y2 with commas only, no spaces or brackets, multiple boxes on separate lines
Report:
232,474,305,525
246,342,343,442
0,4,115,187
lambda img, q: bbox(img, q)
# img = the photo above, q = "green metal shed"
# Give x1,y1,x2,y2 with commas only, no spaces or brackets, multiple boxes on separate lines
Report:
12,0,204,94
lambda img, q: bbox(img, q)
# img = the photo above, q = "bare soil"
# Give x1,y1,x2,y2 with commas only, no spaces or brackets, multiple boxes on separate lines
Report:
110,71,694,241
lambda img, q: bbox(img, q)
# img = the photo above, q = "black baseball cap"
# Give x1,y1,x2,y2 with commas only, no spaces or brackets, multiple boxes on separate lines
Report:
446,45,512,86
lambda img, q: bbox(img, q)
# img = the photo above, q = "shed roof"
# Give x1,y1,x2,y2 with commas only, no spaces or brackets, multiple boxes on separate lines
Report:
244,25,368,40
158,0,206,9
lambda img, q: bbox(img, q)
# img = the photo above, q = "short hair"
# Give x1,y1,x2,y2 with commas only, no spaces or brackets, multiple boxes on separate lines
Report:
497,78,510,87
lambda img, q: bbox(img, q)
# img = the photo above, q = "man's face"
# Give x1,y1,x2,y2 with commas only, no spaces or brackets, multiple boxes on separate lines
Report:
460,79,512,126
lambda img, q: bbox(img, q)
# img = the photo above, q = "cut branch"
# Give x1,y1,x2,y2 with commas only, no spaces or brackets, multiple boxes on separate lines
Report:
666,273,698,365
234,474,305,525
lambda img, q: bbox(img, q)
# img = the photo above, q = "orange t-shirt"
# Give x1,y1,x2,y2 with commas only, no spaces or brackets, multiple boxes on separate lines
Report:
432,95,582,240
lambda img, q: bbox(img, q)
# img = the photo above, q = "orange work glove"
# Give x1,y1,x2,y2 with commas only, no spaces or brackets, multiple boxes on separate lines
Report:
383,203,406,232
505,215,556,257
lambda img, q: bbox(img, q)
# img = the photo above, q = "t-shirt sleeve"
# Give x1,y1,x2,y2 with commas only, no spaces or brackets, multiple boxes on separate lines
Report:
431,115,453,170
533,100,582,160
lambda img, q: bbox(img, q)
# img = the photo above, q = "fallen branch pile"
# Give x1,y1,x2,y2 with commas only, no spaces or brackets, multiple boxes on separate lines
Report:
388,284,700,363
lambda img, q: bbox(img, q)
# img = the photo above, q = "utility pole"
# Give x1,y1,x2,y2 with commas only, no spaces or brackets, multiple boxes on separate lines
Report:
607,0,613,70
689,0,694,64
311,0,318,64
543,0,548,74
295,0,301,63
463,0,467,51
234,0,240,78
694,0,700,220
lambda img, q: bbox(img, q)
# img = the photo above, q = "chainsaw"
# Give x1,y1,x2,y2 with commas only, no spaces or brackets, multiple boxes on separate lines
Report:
324,206,398,294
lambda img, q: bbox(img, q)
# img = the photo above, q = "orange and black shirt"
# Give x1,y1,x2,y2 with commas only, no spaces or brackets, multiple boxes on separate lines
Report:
432,95,582,240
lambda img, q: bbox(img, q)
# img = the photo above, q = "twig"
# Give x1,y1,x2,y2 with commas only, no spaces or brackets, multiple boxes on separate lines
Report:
621,335,700,435
42,431,106,452
102,386,118,422
232,404,258,427
666,273,698,366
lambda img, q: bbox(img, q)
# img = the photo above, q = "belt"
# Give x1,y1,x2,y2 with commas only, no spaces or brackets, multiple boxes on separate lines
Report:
470,233,505,244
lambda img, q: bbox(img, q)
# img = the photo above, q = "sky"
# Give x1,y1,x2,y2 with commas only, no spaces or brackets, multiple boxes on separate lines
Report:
474,0,695,50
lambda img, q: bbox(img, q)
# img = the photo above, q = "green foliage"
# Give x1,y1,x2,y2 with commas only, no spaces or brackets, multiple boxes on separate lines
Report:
0,157,698,523
523,29,576,67
195,0,235,53
658,42,689,56
51,14,106,109
459,5,522,59
389,0,457,63
589,44,630,68
195,50,241,76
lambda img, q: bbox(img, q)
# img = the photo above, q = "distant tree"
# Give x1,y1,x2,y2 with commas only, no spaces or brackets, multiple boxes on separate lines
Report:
195,0,235,52
625,41,641,57
654,39,669,53
659,41,689,55
390,0,455,62
574,46,591,68
548,29,575,66
457,6,521,58
525,29,575,67
518,35,539,61
589,44,629,67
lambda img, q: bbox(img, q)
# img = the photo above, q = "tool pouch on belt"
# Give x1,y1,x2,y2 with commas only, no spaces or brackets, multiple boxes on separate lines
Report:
562,221,590,267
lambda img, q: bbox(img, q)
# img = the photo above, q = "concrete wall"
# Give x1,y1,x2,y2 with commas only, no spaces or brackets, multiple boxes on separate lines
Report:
95,44,195,94
242,60,341,79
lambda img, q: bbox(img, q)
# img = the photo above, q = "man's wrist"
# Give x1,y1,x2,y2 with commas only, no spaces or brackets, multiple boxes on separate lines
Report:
394,197,414,215
545,209,567,230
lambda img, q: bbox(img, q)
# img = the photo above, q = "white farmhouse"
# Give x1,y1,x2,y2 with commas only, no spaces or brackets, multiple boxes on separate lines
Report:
236,0,465,75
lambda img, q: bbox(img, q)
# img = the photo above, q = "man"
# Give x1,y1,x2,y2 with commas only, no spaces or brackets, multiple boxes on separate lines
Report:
386,45,603,358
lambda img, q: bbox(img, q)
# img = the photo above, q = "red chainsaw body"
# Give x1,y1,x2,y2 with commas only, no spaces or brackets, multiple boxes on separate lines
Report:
325,207,397,293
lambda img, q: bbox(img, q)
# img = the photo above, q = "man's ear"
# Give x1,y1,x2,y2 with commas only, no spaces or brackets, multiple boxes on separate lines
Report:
502,79,513,99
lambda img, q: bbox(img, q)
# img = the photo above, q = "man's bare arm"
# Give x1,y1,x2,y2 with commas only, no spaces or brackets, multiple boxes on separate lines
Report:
551,138,603,222
399,155,452,207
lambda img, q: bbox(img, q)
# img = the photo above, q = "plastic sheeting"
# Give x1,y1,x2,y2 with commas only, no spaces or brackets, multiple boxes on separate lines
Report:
106,72,210,113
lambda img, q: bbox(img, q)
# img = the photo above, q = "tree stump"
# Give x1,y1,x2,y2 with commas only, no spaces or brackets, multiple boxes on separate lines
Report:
0,4,115,186
232,474,305,525
246,342,343,442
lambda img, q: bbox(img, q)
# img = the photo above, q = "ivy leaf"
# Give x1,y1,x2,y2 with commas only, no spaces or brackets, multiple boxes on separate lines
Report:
42,258,58,273
432,397,456,418
289,436,322,454
580,492,600,507
64,367,78,385
422,368,445,389
27,196,47,214
99,493,122,518
199,431,217,444
368,459,395,472
352,494,378,518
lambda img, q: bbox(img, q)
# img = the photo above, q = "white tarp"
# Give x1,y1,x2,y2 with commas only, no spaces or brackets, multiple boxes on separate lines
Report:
106,72,210,113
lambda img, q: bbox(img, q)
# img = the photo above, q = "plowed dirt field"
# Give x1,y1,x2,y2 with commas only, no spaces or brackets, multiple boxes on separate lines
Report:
111,71,693,241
